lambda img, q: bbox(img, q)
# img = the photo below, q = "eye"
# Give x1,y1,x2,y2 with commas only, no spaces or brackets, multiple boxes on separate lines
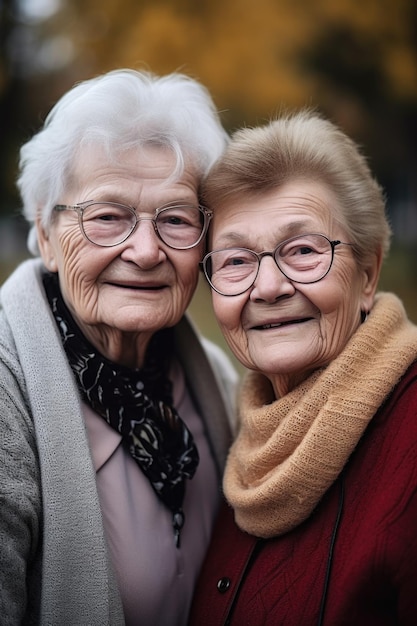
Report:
160,213,188,225
157,205,201,228
84,203,131,222
285,243,318,257
211,249,257,273
225,255,249,267
295,245,316,255
97,214,117,222
280,237,324,259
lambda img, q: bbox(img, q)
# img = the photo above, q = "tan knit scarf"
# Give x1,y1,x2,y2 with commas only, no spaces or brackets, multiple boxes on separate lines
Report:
224,292,417,539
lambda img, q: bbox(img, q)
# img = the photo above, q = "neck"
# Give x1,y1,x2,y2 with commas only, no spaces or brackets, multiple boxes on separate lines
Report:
269,369,315,399
80,324,154,369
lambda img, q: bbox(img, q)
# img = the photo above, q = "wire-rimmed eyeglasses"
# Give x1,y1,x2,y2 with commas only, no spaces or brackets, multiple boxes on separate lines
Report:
201,233,353,296
53,201,213,249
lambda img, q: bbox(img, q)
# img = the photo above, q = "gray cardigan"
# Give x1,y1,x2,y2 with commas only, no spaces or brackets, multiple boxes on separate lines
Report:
0,259,236,625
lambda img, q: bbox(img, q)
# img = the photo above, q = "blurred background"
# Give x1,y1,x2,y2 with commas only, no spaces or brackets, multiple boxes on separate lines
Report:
1,0,416,363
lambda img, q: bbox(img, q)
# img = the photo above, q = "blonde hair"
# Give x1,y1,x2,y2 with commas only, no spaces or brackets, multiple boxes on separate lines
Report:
203,110,391,268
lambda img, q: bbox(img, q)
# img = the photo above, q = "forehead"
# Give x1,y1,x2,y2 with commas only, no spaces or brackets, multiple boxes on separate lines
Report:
62,144,201,211
71,144,173,181
210,180,344,247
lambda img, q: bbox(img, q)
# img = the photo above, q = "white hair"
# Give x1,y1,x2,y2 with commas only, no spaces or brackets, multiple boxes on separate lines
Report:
17,69,229,255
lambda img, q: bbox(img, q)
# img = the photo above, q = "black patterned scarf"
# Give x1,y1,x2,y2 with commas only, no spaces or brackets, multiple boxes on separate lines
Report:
43,272,199,547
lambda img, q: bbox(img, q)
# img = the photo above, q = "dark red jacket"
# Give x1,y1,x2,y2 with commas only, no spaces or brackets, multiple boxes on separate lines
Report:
189,362,417,626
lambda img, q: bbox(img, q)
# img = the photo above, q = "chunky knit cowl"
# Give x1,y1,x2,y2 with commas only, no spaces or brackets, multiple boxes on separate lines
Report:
224,292,417,538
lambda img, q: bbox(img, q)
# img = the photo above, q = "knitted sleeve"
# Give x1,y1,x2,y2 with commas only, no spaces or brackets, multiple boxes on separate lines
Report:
382,366,417,624
0,333,42,624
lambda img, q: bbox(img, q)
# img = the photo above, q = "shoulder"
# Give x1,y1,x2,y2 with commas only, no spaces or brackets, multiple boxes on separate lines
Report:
0,257,45,299
0,301,41,619
174,316,239,443
352,360,417,516
365,361,417,465
382,360,417,421
174,315,239,396
396,359,417,391
0,291,39,469
201,336,239,388
0,259,67,369
0,308,29,410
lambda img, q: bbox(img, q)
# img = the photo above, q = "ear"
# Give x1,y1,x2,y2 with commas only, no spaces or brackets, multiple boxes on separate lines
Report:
36,217,58,272
361,247,383,313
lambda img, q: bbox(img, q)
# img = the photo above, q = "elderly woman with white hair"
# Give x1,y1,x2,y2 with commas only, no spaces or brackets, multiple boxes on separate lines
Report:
189,110,417,625
0,69,237,625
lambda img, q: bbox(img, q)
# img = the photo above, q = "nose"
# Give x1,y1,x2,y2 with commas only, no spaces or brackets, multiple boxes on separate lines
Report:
119,218,165,268
249,254,295,303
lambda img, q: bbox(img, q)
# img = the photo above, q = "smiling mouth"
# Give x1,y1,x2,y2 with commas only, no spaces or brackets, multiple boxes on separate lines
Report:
107,282,165,291
254,318,312,330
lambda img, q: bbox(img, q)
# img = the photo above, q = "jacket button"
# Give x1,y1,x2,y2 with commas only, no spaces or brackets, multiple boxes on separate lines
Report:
217,577,231,593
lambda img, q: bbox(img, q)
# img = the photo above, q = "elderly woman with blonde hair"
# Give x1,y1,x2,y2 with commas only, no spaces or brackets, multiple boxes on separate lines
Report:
189,110,417,625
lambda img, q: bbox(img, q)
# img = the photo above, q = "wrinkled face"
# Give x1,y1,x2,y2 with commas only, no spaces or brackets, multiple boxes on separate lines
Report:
209,181,379,395
37,144,203,365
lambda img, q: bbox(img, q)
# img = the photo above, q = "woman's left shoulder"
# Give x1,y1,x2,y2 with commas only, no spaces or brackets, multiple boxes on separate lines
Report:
389,360,417,407
376,360,417,448
364,360,417,466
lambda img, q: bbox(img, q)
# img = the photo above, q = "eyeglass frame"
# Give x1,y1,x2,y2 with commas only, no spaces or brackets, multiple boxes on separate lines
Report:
201,233,353,296
53,200,213,250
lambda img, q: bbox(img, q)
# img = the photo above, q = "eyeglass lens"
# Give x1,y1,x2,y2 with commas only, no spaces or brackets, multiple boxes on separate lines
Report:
205,234,334,295
81,202,205,248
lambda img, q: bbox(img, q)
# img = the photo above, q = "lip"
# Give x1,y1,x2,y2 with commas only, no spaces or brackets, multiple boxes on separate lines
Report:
249,317,314,331
105,280,167,291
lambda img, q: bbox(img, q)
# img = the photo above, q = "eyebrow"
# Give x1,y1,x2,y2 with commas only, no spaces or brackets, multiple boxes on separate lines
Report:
284,221,313,236
212,220,314,248
212,231,244,247
86,195,198,209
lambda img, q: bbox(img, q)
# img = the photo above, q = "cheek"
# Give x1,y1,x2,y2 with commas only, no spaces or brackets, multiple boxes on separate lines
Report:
178,269,199,306
212,293,252,365
53,228,85,273
54,231,105,310
310,268,363,344
212,293,242,331
181,256,200,286
171,252,201,308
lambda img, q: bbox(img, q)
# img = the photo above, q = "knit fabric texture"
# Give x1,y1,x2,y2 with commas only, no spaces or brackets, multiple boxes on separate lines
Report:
224,292,417,538
0,258,236,624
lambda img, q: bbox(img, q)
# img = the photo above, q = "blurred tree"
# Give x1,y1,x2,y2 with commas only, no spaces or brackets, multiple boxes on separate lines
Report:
1,0,416,232
0,0,23,214
298,0,417,238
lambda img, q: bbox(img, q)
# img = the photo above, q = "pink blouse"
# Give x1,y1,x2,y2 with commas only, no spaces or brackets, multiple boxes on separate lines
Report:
83,358,219,625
